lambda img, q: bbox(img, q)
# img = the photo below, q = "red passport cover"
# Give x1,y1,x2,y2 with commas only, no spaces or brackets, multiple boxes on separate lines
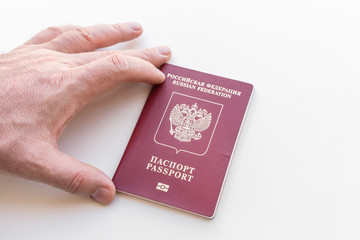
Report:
112,64,253,218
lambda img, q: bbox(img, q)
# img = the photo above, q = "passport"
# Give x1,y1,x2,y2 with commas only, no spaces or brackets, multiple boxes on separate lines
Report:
112,64,253,218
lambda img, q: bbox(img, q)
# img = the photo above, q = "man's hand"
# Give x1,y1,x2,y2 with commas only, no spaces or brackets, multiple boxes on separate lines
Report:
0,22,171,204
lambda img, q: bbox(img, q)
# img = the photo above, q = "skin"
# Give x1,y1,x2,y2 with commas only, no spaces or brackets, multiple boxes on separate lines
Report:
0,22,171,204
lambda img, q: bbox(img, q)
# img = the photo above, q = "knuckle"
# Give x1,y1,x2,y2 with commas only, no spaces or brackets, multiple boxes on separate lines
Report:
142,49,153,62
66,171,86,194
110,54,130,72
73,27,96,45
110,24,123,36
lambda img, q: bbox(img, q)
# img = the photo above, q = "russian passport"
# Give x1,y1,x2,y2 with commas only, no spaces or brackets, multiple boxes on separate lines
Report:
112,64,253,218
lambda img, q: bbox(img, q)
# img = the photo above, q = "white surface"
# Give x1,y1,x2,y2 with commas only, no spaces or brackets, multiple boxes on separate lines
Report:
1,0,360,239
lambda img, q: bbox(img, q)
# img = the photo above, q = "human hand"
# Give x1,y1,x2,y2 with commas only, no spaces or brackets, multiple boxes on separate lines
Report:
0,22,171,204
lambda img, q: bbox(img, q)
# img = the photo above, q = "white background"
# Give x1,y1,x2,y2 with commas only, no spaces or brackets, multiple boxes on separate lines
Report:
1,0,360,239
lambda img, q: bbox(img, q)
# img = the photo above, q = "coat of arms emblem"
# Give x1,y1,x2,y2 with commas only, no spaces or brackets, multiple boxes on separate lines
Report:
169,103,212,142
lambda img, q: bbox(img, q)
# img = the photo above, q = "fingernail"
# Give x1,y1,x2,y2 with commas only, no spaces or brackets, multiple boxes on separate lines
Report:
157,46,171,56
91,187,111,204
128,22,142,31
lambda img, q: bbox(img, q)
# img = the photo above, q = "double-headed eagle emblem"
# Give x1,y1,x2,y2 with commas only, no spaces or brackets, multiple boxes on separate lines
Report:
169,103,212,142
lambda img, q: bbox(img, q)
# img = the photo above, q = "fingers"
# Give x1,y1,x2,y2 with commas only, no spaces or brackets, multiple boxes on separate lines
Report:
42,22,143,53
71,45,171,67
70,54,167,101
24,25,78,45
121,46,172,67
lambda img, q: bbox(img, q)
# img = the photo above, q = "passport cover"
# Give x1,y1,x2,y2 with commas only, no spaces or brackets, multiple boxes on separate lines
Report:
112,64,253,218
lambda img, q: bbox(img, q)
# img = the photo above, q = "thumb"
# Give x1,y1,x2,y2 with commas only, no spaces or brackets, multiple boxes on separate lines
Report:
42,147,116,204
